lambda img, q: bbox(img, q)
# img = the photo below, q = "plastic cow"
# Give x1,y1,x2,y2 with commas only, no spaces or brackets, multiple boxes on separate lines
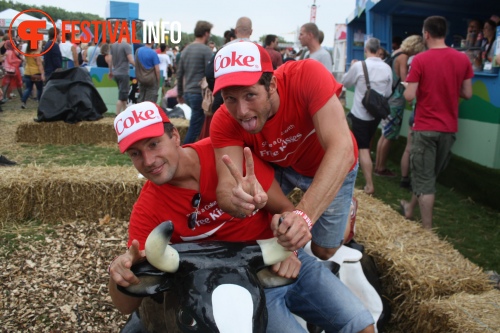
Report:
119,221,292,332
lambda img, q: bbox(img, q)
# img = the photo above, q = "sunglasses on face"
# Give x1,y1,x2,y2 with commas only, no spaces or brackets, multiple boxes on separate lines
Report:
188,193,201,230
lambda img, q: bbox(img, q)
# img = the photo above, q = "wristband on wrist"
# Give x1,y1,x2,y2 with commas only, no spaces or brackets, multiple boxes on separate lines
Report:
293,209,313,230
108,256,119,275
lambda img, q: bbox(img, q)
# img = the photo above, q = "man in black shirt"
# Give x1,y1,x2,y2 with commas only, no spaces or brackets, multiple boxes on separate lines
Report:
42,28,62,80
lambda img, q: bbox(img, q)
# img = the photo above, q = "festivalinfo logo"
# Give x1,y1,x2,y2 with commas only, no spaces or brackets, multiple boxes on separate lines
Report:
10,9,182,57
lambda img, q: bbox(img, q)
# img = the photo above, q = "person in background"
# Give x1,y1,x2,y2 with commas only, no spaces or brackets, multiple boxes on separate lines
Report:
1,40,23,104
376,47,390,60
374,35,425,178
109,40,135,114
475,19,497,68
264,34,283,69
21,42,44,109
199,27,238,141
157,43,173,95
176,20,213,144
96,43,111,68
399,16,473,229
208,40,217,53
42,28,62,80
84,39,100,67
135,42,160,103
466,19,482,46
299,23,333,72
234,16,253,42
59,33,79,69
341,38,392,195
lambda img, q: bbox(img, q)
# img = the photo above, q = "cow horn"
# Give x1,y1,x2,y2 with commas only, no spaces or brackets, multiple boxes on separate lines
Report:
256,238,292,265
145,221,180,273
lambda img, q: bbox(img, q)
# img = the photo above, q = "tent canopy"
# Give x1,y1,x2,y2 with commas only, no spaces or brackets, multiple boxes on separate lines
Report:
0,8,44,28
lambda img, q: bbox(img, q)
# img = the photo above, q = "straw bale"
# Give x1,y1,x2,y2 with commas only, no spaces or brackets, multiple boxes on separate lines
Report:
15,117,189,145
0,165,145,225
352,190,493,331
415,290,500,333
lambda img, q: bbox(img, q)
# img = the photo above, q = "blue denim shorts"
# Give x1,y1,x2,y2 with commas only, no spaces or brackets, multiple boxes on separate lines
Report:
264,249,374,333
274,163,359,249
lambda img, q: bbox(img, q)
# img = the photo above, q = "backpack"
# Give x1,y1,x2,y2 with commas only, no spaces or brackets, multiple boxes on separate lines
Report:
384,51,404,95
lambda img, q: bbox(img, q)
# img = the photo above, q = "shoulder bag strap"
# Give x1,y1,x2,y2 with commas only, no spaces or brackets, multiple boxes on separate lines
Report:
361,61,371,91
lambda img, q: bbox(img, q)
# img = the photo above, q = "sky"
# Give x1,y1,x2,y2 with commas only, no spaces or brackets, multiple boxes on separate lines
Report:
22,0,356,48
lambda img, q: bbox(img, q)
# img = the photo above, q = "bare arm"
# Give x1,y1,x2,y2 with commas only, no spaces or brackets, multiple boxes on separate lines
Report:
155,64,161,87
403,82,418,101
107,54,113,77
71,46,79,67
295,95,354,223
460,78,473,100
82,48,88,63
396,54,409,82
340,62,358,88
35,56,45,81
127,54,135,67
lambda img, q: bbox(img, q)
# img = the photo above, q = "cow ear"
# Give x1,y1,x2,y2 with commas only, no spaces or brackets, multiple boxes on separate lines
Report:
117,260,174,297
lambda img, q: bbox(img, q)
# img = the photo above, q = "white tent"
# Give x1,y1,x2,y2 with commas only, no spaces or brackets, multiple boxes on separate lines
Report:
0,8,44,29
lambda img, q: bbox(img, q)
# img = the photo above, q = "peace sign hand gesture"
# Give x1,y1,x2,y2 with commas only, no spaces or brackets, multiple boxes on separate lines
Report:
222,147,268,217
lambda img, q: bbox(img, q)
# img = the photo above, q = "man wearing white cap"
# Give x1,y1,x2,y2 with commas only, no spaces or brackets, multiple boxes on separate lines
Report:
210,41,359,261
109,101,374,333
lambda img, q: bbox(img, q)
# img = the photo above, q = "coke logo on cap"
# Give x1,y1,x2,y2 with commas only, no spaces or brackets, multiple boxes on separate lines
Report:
115,109,156,135
214,51,256,73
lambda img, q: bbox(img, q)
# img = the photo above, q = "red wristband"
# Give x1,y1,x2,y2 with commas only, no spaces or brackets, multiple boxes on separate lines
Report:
293,210,313,230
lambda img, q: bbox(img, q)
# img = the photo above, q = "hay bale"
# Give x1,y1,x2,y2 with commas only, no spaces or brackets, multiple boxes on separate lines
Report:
353,190,493,331
15,117,189,145
0,165,145,224
415,290,500,332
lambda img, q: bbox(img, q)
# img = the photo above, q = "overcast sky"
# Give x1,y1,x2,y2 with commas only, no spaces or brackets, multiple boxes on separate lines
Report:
25,0,356,48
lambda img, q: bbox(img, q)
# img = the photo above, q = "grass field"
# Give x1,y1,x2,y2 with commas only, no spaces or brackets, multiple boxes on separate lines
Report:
355,156,500,273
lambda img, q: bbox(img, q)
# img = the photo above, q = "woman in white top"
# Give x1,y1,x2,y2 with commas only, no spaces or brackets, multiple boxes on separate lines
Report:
341,38,393,195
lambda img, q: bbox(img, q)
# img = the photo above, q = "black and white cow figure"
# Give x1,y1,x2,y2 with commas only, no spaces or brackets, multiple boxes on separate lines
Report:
119,221,293,333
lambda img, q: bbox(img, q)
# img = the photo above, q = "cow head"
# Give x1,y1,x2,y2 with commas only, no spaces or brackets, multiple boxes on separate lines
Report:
119,221,293,333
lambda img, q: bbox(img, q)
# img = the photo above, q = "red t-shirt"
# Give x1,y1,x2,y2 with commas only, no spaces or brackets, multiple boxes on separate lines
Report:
211,59,358,177
128,138,275,250
406,48,473,133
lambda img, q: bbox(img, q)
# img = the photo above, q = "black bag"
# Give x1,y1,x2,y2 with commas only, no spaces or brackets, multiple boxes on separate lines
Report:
361,61,390,119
